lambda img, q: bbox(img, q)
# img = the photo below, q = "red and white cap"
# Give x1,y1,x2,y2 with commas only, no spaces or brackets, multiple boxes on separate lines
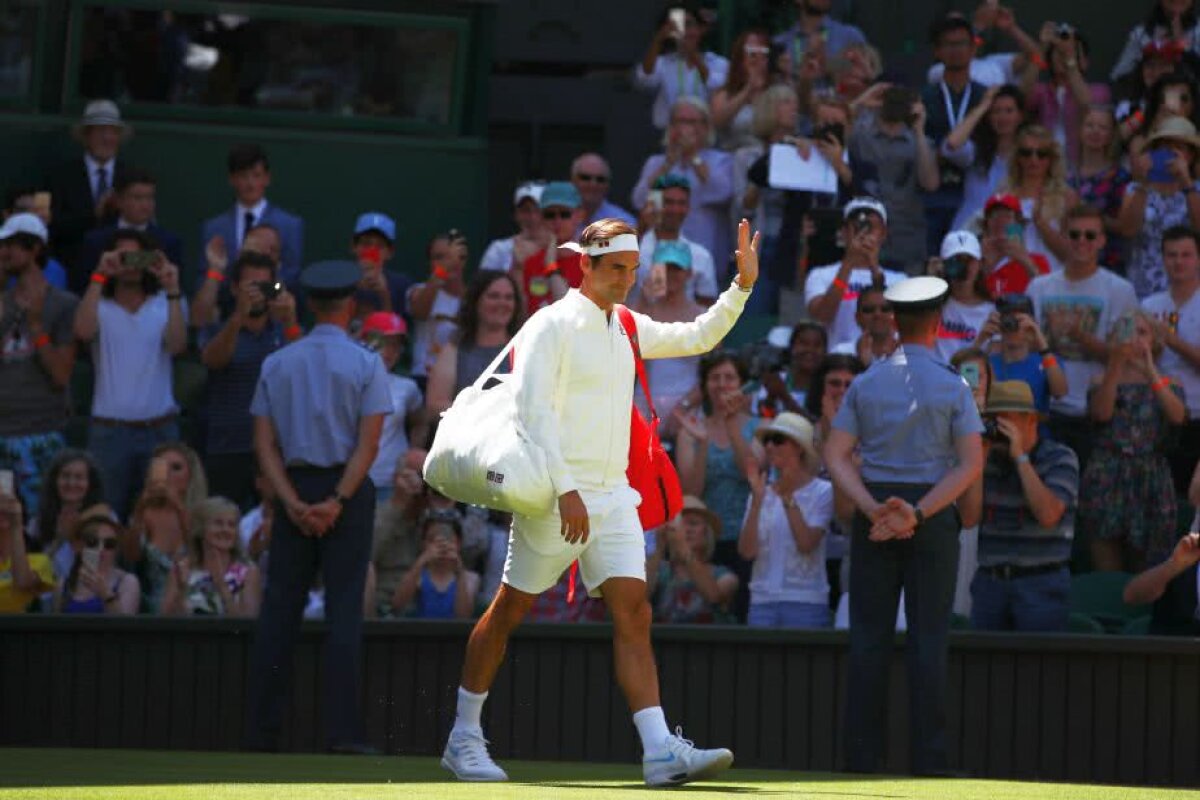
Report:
360,311,407,338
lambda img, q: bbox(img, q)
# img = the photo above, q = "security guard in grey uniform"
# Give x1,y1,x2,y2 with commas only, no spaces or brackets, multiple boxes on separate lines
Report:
824,276,984,775
243,260,393,753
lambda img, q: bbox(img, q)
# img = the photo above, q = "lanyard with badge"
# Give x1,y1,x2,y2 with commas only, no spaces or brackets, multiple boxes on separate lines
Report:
938,81,972,186
675,55,702,99
791,26,829,82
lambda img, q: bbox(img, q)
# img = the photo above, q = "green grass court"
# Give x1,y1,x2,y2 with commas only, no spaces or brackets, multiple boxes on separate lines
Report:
1,749,1198,800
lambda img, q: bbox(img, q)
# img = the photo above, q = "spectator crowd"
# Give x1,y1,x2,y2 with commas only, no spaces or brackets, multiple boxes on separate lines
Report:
3,0,1200,637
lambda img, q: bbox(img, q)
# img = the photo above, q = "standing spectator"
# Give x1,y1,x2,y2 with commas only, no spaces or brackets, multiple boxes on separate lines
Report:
74,230,186,517
359,312,423,504
161,496,262,617
1113,42,1183,143
1026,27,1111,172
350,212,411,322
1027,205,1139,475
1141,71,1200,143
513,183,585,317
571,154,635,230
1143,226,1200,492
756,321,827,417
57,504,140,615
734,85,797,287
634,4,729,131
1118,117,1200,298
3,187,67,290
47,100,129,286
426,271,522,417
199,250,300,509
831,288,898,367
804,354,867,452
0,213,78,517
740,413,834,629
189,222,283,330
146,442,208,511
632,98,735,282
122,486,188,614
635,175,718,306
1070,106,1132,272
977,193,1051,296
970,381,1079,632
1082,311,1186,571
478,182,546,273
805,198,907,352
0,490,54,613
390,509,479,619
773,0,866,69
199,144,304,287
77,168,183,278
935,231,995,363
28,450,105,579
646,496,737,624
710,30,771,151
850,86,941,272
407,230,469,390
1001,124,1077,271
1111,0,1200,82
371,465,423,616
983,294,1069,419
945,84,1026,230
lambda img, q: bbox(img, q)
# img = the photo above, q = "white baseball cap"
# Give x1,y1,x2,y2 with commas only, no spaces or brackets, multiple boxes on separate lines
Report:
0,212,48,243
940,230,981,260
843,196,888,226
513,181,545,207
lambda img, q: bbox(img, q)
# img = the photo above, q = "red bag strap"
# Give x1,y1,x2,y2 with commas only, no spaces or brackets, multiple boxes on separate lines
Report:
615,306,658,426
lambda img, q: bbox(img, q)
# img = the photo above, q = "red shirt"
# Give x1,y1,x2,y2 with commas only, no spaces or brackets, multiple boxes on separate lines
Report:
521,249,584,315
986,253,1050,297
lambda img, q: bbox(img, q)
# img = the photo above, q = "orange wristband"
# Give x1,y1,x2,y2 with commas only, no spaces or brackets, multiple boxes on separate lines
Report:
832,277,850,294
32,333,50,349
206,269,225,283
90,273,108,286
1154,376,1171,391
1041,354,1058,369
284,324,302,341
432,264,449,281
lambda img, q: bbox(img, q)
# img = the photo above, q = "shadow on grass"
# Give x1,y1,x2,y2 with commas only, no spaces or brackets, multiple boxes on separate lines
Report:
532,783,905,797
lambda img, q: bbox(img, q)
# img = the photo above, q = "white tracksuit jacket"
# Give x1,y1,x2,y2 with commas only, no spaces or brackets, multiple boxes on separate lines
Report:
513,281,750,499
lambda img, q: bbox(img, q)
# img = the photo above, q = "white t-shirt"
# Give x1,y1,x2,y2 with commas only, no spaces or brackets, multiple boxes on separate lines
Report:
936,298,995,363
407,286,461,377
804,262,906,352
478,236,515,272
1027,268,1139,416
1142,288,1200,417
636,230,719,303
742,478,834,606
369,374,423,488
91,294,180,421
927,53,1018,87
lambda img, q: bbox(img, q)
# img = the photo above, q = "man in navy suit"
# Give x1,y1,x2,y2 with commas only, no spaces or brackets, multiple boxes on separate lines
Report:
200,144,304,288
77,168,184,284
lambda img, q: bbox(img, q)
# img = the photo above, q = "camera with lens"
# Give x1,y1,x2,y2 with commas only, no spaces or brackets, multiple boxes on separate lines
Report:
1055,22,1075,40
257,280,282,300
739,339,787,382
995,293,1034,334
812,122,845,145
982,415,1009,445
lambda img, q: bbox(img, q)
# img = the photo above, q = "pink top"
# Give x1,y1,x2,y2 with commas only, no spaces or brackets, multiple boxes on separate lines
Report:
1027,81,1111,170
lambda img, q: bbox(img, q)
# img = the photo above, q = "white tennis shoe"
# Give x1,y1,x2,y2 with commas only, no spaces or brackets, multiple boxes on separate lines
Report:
642,726,734,787
441,727,508,782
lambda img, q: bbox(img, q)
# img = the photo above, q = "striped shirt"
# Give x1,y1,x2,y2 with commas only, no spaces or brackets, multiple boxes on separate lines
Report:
199,321,286,455
978,439,1079,567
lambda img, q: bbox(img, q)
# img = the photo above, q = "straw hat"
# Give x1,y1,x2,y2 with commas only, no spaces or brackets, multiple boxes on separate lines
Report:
679,495,721,538
754,412,820,467
1143,116,1200,153
71,99,133,142
985,380,1044,418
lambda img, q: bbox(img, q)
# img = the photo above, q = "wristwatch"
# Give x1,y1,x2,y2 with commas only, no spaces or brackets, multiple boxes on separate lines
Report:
691,155,704,168
332,493,349,507
913,507,926,528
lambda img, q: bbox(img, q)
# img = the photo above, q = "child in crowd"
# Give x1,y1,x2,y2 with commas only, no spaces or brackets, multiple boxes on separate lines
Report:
391,508,479,619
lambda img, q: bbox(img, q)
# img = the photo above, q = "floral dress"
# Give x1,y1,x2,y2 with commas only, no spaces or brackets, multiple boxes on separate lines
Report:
1070,165,1130,273
652,561,736,624
1125,182,1197,298
1079,382,1183,559
183,560,252,615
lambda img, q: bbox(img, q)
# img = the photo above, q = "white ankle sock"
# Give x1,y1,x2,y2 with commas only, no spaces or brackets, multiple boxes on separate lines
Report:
632,706,671,755
453,687,488,733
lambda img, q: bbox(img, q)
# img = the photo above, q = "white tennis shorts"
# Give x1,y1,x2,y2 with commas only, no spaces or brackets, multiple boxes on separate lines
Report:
502,486,645,598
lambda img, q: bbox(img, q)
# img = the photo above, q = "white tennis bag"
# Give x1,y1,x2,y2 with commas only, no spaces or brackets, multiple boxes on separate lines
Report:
422,336,557,517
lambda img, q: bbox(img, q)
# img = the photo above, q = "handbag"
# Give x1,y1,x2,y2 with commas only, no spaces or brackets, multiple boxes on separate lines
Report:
422,335,559,518
616,306,684,531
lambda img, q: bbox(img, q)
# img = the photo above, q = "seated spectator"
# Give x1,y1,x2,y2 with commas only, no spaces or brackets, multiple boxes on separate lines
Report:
407,230,469,390
805,197,906,352
740,413,834,629
199,250,299,509
634,3,728,130
77,167,183,277
0,212,78,517
48,100,129,286
57,503,139,614
773,0,866,71
391,509,479,619
1118,117,1200,298
935,231,995,363
632,98,735,281
831,287,897,367
1142,226,1200,492
161,496,261,617
190,222,284,329
146,442,208,510
121,487,188,614
1070,106,1131,272
514,183,585,316
372,466,423,616
950,346,994,618
970,381,1079,632
1123,531,1200,635
804,353,867,453
3,187,67,289
199,143,304,287
350,212,411,322
711,30,772,151
28,450,105,579
478,181,547,273
524,567,608,623
1083,311,1186,572
756,321,827,417
850,85,941,272
1111,0,1200,83
360,312,423,503
0,491,53,613
571,153,635,230
646,495,737,623
977,193,1050,296
427,271,521,418
983,294,1069,418
634,175,718,306
1026,27,1111,173
945,84,1026,230
238,467,275,569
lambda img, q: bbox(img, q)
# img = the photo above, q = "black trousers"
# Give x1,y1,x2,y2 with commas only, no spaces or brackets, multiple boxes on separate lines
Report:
243,467,374,751
1167,420,1200,497
843,483,960,775
204,451,258,512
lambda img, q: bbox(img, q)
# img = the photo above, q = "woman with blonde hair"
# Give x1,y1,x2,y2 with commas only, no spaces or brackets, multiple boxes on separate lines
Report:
121,486,188,614
710,29,771,150
161,496,261,617
1001,124,1077,270
145,441,208,509
646,496,738,624
1069,105,1131,271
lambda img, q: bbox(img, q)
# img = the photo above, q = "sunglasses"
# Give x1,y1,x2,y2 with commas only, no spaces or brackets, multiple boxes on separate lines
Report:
860,303,892,314
82,535,118,550
574,173,609,184
826,378,852,389
1017,147,1054,160
542,209,573,220
762,433,790,446
744,44,770,56
1067,229,1101,241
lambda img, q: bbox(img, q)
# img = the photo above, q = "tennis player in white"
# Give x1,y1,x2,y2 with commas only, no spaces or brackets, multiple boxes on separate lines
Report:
441,218,760,787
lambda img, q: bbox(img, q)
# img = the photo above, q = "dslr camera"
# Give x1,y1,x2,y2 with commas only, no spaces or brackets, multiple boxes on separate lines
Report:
982,415,1008,445
995,293,1034,334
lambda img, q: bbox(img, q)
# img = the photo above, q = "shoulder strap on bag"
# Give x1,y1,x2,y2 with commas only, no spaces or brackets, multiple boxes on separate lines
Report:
615,306,659,426
469,333,520,392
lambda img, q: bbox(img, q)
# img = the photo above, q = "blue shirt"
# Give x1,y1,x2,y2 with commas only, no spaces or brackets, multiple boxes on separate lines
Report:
990,352,1051,417
833,344,984,484
978,439,1078,567
250,324,394,466
772,18,866,63
199,320,286,455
